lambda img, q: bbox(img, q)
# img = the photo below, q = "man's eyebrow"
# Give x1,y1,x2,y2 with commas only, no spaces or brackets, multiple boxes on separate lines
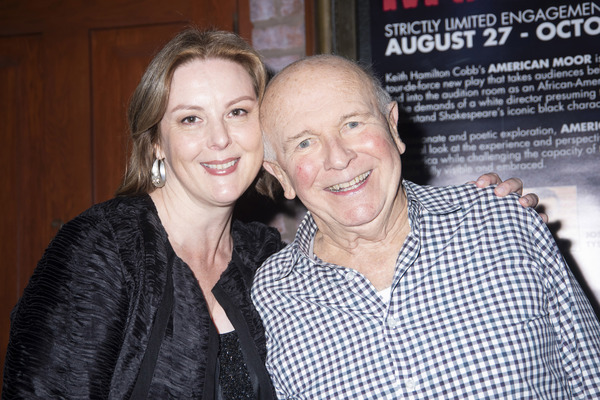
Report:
339,111,370,123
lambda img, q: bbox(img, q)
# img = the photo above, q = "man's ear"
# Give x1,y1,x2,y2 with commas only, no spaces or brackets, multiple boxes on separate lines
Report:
262,160,297,200
387,101,405,155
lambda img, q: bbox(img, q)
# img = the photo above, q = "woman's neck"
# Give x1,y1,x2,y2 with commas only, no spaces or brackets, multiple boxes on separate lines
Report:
149,188,235,256
149,188,236,333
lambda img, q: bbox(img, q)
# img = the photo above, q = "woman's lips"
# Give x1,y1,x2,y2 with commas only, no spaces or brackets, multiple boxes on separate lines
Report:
201,158,239,175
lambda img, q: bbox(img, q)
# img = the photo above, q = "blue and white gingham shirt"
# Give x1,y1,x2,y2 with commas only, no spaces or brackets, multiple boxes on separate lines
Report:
252,181,600,399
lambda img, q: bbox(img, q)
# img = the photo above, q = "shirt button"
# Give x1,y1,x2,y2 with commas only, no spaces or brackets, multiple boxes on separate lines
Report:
387,317,401,328
406,378,417,390
345,271,356,281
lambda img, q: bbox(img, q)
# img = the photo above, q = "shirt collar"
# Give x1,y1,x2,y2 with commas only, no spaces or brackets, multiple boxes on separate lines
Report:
271,211,317,279
403,180,461,215
276,180,462,278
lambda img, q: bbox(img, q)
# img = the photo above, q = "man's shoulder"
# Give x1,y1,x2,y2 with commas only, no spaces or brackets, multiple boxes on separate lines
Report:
253,212,317,292
252,241,298,302
407,181,522,211
254,242,295,279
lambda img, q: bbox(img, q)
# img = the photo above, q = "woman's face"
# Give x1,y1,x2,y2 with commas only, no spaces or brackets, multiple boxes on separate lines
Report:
156,58,263,207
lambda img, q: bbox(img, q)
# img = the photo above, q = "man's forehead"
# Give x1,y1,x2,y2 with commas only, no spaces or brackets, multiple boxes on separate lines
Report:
273,70,367,110
261,57,378,131
273,58,360,90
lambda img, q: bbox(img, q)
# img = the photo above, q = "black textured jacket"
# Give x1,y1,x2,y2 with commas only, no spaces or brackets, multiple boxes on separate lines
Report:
2,195,284,399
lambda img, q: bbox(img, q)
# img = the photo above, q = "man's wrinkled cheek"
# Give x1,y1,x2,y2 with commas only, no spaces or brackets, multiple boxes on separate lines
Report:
294,165,314,189
371,135,392,150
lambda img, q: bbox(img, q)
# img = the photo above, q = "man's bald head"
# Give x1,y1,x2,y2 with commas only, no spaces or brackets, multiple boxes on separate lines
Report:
260,55,393,162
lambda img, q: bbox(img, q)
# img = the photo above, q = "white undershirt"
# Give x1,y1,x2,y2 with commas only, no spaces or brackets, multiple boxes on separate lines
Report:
377,286,392,303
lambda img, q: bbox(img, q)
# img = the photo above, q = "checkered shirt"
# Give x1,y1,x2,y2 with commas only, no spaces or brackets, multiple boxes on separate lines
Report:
252,181,600,399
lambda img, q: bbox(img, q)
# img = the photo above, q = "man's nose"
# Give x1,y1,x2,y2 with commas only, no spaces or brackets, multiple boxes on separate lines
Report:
323,136,356,170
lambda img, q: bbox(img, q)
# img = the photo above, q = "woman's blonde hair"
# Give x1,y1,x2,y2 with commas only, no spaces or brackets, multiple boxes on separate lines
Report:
116,28,267,196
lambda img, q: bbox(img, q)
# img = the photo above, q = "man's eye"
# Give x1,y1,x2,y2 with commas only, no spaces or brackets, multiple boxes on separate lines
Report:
298,139,310,149
347,121,360,129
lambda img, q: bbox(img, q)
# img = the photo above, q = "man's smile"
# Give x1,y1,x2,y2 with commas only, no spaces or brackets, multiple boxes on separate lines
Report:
326,171,371,193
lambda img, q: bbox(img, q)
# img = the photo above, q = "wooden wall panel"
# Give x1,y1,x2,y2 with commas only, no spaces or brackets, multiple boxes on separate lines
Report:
91,24,189,202
0,34,46,379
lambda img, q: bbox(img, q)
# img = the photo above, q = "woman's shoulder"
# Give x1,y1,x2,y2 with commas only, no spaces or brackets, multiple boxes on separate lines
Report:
232,220,285,266
233,219,282,244
47,195,158,265
80,194,154,220
65,195,154,235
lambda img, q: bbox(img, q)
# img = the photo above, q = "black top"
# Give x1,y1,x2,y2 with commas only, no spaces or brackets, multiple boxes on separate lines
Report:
2,194,284,399
219,331,254,399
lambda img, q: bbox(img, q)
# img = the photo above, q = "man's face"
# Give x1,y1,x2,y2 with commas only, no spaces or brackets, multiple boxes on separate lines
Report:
262,61,406,232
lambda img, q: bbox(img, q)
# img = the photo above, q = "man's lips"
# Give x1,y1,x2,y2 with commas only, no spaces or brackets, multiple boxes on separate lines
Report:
201,158,239,175
326,171,371,193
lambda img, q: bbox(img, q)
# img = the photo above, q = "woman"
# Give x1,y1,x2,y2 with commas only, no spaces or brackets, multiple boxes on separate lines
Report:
2,28,537,399
3,28,282,399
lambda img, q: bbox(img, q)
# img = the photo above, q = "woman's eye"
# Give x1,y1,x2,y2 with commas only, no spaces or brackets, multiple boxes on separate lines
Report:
230,108,248,117
181,116,200,124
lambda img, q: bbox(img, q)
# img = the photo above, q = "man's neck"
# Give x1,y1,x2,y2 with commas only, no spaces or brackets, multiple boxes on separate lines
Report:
312,194,410,291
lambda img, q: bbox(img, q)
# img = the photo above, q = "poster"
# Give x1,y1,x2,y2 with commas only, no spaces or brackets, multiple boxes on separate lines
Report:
365,0,600,305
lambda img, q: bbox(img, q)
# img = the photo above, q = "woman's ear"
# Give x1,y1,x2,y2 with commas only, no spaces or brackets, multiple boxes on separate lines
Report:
153,142,165,160
262,161,297,200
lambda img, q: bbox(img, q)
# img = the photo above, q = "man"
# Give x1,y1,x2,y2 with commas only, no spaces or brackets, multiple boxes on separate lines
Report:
252,54,600,399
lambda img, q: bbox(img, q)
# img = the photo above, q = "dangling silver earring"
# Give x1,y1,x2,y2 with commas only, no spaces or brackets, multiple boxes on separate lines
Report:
151,158,166,188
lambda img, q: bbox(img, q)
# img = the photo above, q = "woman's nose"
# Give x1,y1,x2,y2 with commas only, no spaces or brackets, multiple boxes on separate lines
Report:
207,120,232,149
